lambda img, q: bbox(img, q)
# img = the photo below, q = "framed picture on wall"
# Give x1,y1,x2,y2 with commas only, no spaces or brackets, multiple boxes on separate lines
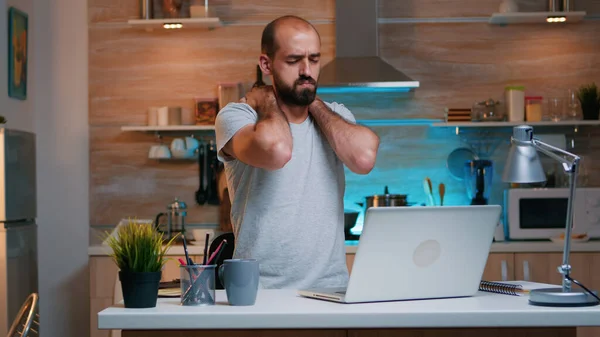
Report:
8,7,28,101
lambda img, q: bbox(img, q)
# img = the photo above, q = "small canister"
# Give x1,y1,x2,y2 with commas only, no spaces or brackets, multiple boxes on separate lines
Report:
471,99,504,121
505,86,525,122
525,96,543,122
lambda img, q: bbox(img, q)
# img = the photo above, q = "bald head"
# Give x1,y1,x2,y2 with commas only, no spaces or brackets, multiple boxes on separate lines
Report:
261,15,321,59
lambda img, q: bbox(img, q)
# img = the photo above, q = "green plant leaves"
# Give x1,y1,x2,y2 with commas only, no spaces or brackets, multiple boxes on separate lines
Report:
102,217,179,272
577,82,599,106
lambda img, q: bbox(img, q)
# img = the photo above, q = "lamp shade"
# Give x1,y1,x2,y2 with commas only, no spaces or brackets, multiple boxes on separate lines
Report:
502,126,547,183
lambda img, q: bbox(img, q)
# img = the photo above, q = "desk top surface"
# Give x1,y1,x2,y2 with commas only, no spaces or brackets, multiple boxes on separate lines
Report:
98,289,600,330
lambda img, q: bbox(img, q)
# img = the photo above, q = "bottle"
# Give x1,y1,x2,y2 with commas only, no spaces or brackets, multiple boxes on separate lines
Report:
505,86,525,122
253,65,266,87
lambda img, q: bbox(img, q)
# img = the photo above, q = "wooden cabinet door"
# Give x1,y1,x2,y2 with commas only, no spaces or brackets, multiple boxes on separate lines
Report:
90,257,118,337
514,252,591,285
482,253,515,281
346,254,355,275
514,253,563,284
161,255,199,282
568,253,600,337
515,253,600,337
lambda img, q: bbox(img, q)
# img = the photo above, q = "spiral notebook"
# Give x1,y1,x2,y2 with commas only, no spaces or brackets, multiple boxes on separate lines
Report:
479,280,562,296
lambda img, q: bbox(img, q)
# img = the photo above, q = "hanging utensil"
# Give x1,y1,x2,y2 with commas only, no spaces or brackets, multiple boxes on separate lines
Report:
195,141,207,205
423,177,435,206
439,183,445,206
206,140,220,205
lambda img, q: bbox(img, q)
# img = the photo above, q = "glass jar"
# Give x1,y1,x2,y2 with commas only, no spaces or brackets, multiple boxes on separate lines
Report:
525,96,543,122
471,99,504,121
546,97,565,122
564,88,582,120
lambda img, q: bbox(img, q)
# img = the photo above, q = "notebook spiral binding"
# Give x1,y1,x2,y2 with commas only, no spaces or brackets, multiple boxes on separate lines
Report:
479,281,522,296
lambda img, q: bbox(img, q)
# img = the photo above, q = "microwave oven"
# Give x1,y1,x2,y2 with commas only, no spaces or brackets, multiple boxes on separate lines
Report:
503,187,600,240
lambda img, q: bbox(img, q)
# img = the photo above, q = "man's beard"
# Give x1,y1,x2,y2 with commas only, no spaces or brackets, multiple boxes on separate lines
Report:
273,74,317,107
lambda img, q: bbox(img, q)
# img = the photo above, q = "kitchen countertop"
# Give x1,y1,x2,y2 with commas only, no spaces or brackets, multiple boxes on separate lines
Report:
89,239,600,256
97,289,600,330
345,239,600,254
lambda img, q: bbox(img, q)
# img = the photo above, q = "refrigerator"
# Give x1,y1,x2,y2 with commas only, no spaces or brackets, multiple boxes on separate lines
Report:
0,128,38,335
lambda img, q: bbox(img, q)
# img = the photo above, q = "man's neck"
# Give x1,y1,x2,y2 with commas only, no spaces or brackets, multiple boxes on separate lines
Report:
277,98,309,124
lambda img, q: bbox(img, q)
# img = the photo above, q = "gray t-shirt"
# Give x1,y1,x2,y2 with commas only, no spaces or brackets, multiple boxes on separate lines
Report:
214,101,355,289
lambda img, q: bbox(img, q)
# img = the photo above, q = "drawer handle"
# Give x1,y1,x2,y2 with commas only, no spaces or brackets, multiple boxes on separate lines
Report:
501,260,508,281
523,260,530,281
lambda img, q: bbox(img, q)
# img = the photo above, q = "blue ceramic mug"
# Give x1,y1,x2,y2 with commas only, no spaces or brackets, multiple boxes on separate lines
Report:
218,259,259,306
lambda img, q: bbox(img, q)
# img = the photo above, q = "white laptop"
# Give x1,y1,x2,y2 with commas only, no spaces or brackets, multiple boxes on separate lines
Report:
298,205,502,303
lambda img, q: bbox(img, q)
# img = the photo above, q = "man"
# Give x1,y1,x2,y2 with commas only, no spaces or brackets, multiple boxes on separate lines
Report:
215,15,380,289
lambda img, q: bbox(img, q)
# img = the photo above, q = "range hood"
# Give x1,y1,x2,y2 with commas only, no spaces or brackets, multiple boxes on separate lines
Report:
317,0,419,94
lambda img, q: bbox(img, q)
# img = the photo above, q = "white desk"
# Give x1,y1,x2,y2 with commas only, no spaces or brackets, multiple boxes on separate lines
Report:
98,289,600,337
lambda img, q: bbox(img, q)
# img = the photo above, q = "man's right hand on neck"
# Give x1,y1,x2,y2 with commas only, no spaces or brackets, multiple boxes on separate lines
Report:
241,85,278,117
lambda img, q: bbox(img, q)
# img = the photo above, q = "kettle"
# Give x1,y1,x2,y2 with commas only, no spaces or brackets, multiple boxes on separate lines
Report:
155,197,188,242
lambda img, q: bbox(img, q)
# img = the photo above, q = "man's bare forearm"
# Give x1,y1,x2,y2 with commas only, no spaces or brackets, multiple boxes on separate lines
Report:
252,99,293,167
309,99,379,174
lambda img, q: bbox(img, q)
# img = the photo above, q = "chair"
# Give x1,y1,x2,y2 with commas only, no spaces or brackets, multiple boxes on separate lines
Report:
7,293,39,337
208,232,235,289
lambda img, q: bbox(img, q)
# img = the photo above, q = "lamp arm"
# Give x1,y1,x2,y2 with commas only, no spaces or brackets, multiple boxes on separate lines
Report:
532,138,580,293
531,139,580,169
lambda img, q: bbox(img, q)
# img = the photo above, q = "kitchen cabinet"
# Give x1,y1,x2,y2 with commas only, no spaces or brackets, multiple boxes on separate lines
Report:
346,251,600,337
481,253,515,281
89,255,198,337
431,120,600,128
513,253,600,337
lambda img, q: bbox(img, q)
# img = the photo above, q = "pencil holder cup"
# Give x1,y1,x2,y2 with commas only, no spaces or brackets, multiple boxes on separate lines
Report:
180,264,216,306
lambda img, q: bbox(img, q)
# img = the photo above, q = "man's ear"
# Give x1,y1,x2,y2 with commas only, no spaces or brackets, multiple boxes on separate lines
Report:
258,54,272,76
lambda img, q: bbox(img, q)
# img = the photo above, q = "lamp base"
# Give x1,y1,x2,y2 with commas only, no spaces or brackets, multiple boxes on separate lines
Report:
529,288,600,307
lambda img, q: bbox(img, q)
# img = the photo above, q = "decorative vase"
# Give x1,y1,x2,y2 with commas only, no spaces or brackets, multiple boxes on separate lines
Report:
119,271,162,308
581,103,600,120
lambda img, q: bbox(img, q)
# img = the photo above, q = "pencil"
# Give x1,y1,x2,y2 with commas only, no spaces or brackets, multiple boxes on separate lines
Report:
202,232,209,265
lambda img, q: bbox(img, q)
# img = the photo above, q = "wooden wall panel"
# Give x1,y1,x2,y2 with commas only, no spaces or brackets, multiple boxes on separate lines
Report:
89,23,335,126
208,0,335,22
88,0,138,23
89,0,335,23
88,0,600,227
378,22,600,119
379,0,600,18
89,126,220,226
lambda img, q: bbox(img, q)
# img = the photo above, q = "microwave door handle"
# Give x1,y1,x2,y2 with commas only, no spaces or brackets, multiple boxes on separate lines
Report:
523,260,530,281
501,260,508,281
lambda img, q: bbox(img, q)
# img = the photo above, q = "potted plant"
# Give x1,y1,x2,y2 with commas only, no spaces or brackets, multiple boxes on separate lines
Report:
0,115,6,124
104,218,179,308
577,82,600,120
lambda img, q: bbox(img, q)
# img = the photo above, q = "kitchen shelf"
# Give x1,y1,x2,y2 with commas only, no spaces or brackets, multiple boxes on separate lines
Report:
127,17,222,31
121,125,215,132
431,120,600,128
121,120,445,131
489,11,586,25
357,119,443,126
